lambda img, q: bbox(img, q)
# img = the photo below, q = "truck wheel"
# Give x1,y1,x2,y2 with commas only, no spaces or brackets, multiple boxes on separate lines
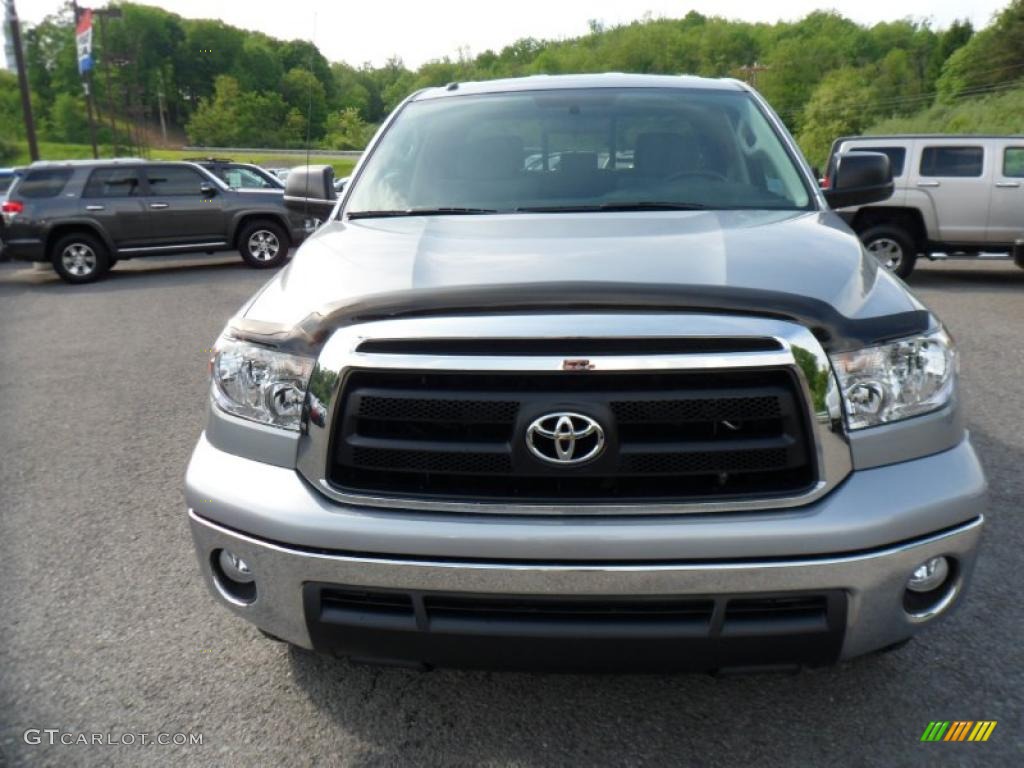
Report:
861,226,917,279
50,232,111,284
238,220,289,269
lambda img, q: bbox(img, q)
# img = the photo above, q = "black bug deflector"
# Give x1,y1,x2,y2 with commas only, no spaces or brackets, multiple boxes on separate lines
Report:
228,281,931,357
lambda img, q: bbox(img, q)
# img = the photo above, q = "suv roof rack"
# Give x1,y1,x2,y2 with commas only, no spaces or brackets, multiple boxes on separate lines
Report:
21,157,146,171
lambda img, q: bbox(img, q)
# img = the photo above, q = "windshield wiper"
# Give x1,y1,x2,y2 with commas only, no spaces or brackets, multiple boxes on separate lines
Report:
516,201,709,213
347,207,498,219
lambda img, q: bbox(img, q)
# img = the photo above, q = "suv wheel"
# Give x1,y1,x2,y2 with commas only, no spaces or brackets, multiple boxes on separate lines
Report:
239,220,289,268
51,232,111,284
861,226,917,279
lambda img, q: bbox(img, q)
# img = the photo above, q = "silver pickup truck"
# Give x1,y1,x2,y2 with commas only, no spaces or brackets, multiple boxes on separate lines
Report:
186,74,985,672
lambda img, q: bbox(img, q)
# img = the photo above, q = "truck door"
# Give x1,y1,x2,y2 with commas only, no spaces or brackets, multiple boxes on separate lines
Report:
987,142,1024,246
911,142,991,245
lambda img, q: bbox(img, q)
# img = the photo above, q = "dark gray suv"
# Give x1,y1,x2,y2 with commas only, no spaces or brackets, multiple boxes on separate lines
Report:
0,159,311,283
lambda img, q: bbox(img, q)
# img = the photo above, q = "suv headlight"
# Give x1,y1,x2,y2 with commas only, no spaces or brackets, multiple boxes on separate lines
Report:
830,328,957,430
211,337,315,430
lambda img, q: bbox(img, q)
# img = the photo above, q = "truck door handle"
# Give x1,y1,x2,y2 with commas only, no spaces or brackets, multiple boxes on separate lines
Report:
85,205,104,211
995,181,1021,188
149,202,169,209
916,181,940,188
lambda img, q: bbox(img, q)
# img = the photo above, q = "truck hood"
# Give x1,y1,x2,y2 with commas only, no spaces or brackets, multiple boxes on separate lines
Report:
241,209,924,344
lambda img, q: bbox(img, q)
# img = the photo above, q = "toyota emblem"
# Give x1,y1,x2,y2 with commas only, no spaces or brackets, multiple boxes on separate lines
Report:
526,412,606,465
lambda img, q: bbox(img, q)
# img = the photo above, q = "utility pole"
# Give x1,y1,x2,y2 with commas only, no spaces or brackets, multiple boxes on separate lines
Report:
83,78,99,158
6,0,39,161
157,71,168,145
738,62,770,89
93,7,123,155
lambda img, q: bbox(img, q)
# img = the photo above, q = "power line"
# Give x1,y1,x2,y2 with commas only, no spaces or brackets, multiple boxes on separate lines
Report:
776,71,1024,121
772,57,1024,121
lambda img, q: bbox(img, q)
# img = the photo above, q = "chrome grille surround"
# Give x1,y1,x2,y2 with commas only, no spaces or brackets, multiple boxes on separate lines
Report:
295,313,851,515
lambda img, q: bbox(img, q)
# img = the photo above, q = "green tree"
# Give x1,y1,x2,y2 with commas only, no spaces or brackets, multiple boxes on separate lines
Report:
330,63,372,118
234,38,283,94
178,19,245,105
937,1,1024,99
186,75,288,146
324,107,370,150
797,68,880,167
49,92,92,143
24,10,79,123
12,1,999,155
185,75,243,145
0,71,26,140
282,108,310,147
280,67,328,140
368,57,415,119
279,40,334,100
104,4,187,124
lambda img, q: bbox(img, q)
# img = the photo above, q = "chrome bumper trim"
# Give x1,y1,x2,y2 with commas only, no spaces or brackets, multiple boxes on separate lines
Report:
189,511,983,660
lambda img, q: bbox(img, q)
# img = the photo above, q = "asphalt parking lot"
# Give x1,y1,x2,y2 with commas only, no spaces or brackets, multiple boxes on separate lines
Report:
0,253,1021,767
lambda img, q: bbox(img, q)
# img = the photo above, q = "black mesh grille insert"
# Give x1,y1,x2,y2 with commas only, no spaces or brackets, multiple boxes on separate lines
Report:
329,368,815,504
358,396,519,422
612,395,782,423
621,447,790,475
351,447,513,474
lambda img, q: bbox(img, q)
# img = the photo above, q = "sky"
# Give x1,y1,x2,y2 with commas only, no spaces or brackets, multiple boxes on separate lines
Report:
7,0,1011,69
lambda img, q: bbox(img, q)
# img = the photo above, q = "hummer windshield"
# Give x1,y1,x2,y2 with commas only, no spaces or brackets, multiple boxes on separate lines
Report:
346,87,813,217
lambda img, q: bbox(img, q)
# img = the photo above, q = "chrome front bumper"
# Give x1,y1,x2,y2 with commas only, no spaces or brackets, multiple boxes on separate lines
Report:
189,509,983,662
188,310,986,668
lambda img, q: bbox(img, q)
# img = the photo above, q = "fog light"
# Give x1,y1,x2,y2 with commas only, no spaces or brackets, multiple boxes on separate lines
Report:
907,556,950,593
218,549,255,583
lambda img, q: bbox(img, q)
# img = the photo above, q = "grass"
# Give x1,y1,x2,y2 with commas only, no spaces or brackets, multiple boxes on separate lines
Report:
8,141,359,177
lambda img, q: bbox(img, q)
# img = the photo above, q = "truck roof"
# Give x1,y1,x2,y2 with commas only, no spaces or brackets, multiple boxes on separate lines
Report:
834,134,1024,142
413,73,749,101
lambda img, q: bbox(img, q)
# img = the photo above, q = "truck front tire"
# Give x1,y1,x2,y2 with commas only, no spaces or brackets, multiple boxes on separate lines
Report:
861,225,917,279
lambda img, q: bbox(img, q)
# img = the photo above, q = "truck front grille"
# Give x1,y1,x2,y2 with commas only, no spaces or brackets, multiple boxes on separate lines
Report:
328,369,815,503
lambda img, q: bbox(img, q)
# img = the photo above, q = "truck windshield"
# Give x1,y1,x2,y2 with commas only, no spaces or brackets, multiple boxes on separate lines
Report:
346,87,813,217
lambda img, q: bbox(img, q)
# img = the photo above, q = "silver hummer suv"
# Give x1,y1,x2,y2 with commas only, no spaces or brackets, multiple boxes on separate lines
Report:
186,74,985,672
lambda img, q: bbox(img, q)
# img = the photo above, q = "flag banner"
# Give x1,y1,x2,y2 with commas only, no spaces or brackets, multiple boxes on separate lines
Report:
76,8,93,74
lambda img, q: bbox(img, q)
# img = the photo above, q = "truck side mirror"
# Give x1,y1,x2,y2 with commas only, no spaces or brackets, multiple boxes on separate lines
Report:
284,165,337,216
824,152,893,209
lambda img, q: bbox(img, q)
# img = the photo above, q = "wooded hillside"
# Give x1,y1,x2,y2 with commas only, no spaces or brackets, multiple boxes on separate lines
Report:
4,2,1023,167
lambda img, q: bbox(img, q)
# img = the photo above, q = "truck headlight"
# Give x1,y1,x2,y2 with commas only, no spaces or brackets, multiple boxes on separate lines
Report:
830,328,956,430
211,337,315,430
